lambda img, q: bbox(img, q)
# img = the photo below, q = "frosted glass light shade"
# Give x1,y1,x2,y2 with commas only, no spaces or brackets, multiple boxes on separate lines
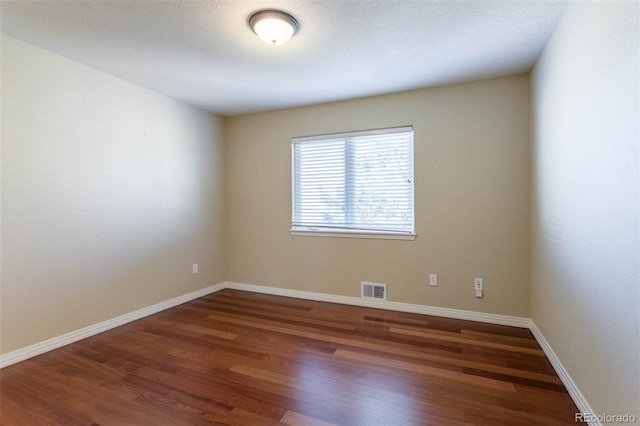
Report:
249,10,299,46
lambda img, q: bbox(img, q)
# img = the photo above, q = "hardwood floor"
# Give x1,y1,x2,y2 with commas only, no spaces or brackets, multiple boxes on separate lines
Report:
0,289,582,425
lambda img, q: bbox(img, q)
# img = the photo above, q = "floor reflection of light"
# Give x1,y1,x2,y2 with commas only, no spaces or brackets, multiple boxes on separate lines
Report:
294,353,419,426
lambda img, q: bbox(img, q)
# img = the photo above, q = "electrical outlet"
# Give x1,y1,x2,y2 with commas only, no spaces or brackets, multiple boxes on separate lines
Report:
474,277,483,298
192,264,198,274
474,278,483,291
429,274,437,286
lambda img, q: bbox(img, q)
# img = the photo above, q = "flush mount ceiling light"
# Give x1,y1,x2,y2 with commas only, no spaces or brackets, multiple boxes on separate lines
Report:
249,9,299,46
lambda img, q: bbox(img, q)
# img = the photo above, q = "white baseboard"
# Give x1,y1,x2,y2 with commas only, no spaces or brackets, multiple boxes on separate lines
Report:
0,282,226,369
225,281,531,328
529,320,599,426
0,281,528,370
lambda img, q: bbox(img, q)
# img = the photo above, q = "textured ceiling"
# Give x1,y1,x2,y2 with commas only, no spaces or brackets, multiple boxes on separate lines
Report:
0,1,566,116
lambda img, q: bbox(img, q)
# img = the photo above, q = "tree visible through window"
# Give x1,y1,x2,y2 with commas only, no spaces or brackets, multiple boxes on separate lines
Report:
292,126,414,236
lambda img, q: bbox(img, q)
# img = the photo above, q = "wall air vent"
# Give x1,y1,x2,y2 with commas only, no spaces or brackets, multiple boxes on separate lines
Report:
361,282,386,301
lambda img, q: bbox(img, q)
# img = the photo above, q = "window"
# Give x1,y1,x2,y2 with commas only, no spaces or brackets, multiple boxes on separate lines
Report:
291,126,415,239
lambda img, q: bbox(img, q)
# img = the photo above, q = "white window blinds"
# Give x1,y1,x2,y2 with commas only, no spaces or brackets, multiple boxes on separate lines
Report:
292,126,414,235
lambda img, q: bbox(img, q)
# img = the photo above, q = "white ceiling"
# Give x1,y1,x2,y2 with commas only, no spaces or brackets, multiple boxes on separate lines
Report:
0,1,566,116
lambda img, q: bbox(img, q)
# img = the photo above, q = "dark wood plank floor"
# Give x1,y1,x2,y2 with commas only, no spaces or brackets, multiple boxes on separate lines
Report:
0,289,582,425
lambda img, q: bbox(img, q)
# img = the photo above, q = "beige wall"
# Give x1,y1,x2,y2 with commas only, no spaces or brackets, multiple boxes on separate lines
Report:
0,35,226,354
531,1,639,418
226,75,531,317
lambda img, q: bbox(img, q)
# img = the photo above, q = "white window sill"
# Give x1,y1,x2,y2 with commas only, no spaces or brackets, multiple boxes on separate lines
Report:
290,227,416,241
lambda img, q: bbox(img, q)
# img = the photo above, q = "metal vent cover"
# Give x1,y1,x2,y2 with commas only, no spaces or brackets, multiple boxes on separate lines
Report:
361,282,386,301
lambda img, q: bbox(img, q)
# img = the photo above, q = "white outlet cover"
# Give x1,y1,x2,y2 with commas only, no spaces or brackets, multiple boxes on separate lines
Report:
474,278,483,290
429,274,437,286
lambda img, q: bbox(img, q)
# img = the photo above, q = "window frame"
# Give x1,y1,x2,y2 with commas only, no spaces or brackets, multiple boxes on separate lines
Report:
290,126,416,240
